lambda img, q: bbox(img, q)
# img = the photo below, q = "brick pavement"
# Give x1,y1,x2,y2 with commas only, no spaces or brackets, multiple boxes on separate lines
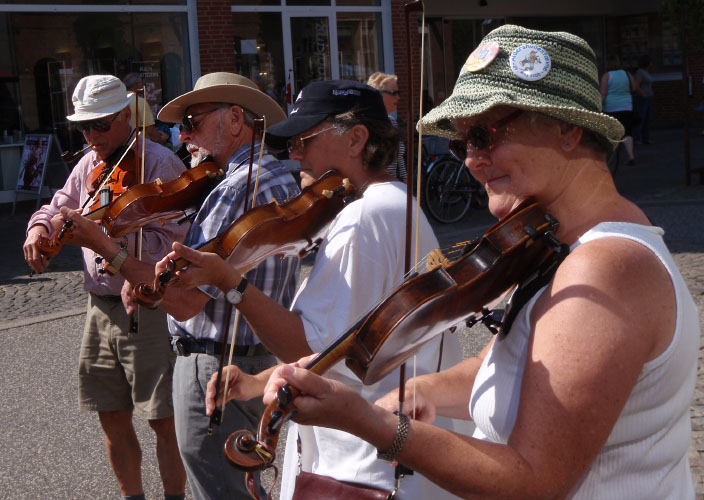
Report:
2,126,704,496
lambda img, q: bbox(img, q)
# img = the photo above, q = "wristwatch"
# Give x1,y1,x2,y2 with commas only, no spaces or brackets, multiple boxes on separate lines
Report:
105,249,128,275
225,277,248,305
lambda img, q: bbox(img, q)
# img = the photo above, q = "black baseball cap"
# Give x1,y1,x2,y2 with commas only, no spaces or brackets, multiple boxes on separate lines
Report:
264,79,390,151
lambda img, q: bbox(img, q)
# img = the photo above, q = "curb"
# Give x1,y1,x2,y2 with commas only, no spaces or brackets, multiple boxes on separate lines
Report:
0,307,86,331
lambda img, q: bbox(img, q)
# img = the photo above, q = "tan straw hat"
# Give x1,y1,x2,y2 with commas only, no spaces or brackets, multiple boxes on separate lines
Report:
421,25,625,150
158,72,286,125
66,75,132,122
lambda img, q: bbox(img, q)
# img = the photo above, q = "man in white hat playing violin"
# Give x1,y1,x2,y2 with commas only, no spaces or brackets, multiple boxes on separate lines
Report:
54,72,301,499
23,74,188,500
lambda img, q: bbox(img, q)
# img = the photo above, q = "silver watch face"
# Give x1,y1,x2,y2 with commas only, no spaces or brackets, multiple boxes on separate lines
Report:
225,288,243,305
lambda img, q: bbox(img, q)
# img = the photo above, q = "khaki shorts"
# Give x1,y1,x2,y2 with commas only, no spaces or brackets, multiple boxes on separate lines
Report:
78,293,176,419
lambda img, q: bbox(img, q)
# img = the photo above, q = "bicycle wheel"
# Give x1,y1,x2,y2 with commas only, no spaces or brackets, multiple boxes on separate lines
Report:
423,158,473,223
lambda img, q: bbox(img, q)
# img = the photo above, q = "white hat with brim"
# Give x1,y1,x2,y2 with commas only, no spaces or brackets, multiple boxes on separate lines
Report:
158,72,286,126
66,75,133,122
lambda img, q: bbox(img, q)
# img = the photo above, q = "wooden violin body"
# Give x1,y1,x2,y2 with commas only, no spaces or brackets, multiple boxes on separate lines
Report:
100,160,222,237
224,201,566,472
132,169,355,308
37,159,222,259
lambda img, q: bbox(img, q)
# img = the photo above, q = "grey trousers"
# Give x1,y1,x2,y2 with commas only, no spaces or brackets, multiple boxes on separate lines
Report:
173,351,277,500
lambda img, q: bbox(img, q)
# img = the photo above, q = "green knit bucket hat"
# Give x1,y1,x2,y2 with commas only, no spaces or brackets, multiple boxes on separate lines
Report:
420,24,625,150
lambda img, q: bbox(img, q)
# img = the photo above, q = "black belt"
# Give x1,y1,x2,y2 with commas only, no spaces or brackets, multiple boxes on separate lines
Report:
171,337,269,357
93,294,122,303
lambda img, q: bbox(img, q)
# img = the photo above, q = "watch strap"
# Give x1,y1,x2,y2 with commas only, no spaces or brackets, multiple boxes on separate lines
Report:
105,248,128,275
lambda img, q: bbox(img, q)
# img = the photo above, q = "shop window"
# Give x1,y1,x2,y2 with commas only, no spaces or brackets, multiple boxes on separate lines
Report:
337,0,381,5
286,0,331,6
0,0,185,4
232,0,280,5
6,11,191,153
290,16,331,90
337,11,383,82
232,12,286,109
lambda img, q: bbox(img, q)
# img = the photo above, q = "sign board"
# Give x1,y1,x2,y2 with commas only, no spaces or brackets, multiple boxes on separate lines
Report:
15,134,52,194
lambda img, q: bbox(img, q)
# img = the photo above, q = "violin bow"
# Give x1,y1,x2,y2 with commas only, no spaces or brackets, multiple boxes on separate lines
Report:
396,0,425,489
208,116,266,434
128,86,148,334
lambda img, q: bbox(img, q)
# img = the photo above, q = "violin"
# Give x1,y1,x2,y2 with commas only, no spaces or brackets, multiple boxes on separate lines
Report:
36,157,223,258
99,159,223,237
223,201,567,472
132,169,355,308
36,145,138,258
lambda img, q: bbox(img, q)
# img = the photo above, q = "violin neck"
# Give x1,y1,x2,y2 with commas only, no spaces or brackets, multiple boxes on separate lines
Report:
304,315,367,375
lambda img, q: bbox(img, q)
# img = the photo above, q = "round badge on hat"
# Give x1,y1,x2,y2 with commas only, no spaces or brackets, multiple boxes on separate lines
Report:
509,44,551,81
461,41,500,74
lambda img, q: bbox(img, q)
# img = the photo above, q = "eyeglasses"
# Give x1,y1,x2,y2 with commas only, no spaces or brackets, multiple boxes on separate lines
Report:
181,107,223,133
286,125,337,154
75,113,120,134
382,90,401,96
449,109,524,161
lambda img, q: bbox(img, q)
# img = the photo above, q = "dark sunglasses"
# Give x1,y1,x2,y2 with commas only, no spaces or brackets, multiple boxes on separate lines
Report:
382,90,401,96
181,107,223,133
75,113,120,134
449,109,524,161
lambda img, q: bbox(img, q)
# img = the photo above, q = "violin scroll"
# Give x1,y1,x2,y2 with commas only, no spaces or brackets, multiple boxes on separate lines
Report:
224,384,300,471
36,220,75,259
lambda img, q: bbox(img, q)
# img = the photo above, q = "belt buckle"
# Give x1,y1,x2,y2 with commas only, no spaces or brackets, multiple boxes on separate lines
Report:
173,338,190,357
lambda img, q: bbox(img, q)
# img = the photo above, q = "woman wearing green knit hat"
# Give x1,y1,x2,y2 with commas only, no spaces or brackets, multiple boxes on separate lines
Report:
258,25,698,499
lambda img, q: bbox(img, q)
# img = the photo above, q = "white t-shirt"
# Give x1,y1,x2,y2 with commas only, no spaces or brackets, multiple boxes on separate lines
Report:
470,222,699,499
280,181,466,500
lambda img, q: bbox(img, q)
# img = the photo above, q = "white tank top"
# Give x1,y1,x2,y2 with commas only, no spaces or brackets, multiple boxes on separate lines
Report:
469,222,699,499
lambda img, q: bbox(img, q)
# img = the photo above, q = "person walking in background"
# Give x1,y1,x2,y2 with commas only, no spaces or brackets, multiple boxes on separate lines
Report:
600,55,638,165
633,55,654,145
367,72,407,182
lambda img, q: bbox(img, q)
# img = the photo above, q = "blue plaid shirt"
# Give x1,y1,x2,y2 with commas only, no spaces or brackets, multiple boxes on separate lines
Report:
168,142,300,345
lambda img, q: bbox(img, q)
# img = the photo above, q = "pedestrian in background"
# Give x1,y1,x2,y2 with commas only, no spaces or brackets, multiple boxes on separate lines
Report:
600,55,638,165
633,55,654,145
367,72,407,182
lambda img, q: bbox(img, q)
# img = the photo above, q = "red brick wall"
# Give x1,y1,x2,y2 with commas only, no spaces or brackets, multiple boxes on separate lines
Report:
391,0,422,128
197,0,235,74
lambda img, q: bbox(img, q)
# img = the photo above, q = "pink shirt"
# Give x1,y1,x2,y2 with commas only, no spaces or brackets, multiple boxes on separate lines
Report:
28,139,189,296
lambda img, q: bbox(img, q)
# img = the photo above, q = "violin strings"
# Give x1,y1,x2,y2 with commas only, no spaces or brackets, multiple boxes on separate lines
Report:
83,136,137,212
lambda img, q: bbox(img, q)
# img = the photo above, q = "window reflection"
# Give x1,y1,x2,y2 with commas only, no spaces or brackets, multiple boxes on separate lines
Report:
337,11,383,82
3,11,191,153
232,12,286,110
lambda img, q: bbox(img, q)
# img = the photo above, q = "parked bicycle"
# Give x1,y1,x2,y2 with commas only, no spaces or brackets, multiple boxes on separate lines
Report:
419,137,488,224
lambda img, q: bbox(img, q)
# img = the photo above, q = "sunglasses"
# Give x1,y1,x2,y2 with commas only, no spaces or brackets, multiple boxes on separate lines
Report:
286,125,337,154
449,109,524,161
382,90,401,96
75,113,120,134
181,107,224,133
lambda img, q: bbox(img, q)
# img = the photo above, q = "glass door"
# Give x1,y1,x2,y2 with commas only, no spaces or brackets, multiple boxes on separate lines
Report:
283,14,336,110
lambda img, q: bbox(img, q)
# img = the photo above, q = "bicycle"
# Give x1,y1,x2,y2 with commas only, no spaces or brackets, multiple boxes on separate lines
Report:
420,143,488,224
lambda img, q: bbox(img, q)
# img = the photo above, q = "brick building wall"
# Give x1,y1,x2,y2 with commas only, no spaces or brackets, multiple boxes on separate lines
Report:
391,0,422,131
197,0,235,74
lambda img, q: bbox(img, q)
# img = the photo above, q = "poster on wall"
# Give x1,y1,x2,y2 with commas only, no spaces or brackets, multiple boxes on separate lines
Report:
131,61,162,116
15,134,52,194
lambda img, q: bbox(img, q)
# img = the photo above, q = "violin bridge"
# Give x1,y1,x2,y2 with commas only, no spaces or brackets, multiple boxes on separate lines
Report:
342,178,351,189
155,178,162,185
425,248,450,271
321,189,333,199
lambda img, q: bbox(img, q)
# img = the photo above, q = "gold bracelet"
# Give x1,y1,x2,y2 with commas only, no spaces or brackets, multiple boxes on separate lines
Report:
376,411,410,463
